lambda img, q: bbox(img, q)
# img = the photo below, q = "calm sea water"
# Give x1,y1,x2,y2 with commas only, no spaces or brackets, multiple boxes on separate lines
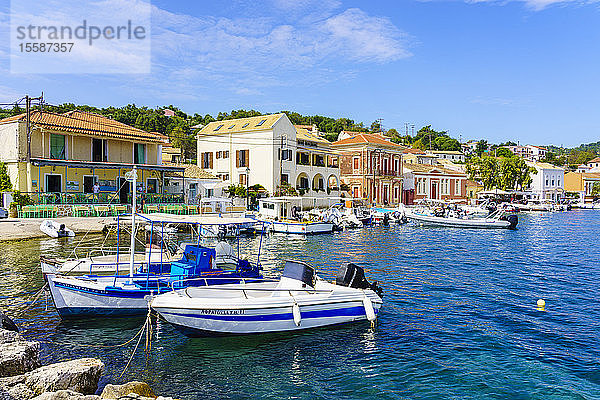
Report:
1,211,599,399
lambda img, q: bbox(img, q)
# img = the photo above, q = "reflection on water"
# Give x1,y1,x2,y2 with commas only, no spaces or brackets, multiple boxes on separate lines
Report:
1,211,600,398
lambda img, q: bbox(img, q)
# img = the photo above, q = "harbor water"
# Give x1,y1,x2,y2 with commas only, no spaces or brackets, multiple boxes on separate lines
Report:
1,210,599,399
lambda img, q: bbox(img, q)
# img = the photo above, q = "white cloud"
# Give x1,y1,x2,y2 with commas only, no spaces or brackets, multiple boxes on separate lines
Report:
465,0,600,10
150,4,411,93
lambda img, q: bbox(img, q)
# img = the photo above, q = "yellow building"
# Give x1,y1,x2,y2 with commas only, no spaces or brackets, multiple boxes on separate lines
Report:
565,171,600,203
0,110,184,203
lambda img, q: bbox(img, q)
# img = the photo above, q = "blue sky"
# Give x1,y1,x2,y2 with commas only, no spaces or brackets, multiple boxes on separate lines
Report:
1,0,599,146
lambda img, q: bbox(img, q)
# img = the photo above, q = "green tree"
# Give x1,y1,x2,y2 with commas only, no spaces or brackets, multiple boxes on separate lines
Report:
495,147,513,158
592,182,600,197
466,155,536,191
466,156,498,189
475,140,489,157
0,162,12,191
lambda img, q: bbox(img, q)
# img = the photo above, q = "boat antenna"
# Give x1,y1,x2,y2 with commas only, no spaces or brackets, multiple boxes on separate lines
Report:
127,166,138,283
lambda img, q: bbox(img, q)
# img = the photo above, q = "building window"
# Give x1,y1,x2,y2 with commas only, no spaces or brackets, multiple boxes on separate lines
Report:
298,176,309,190
223,151,229,159
50,134,66,160
297,152,310,166
241,123,249,128
352,186,360,198
417,178,426,195
313,154,325,167
353,157,360,171
201,152,213,169
440,179,449,195
394,159,399,174
328,156,339,168
213,124,224,131
222,174,229,181
134,143,146,164
281,174,289,184
239,174,247,186
394,186,399,200
236,150,249,167
216,151,222,159
92,138,107,162
281,149,292,161
545,178,549,186
256,119,267,127
83,176,98,193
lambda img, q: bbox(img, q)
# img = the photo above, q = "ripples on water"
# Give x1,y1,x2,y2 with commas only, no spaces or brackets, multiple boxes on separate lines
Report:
1,211,599,399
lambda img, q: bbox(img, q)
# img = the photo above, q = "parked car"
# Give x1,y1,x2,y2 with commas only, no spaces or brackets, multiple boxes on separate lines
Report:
0,207,8,219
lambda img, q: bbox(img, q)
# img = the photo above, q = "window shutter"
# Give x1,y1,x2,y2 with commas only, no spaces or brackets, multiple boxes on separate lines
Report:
246,150,249,167
236,150,240,168
209,152,213,169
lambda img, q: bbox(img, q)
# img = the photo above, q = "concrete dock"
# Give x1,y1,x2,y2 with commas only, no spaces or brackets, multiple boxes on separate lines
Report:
0,217,114,241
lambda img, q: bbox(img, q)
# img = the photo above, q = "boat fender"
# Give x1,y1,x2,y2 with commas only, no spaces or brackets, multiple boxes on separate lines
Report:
362,295,376,322
292,302,301,326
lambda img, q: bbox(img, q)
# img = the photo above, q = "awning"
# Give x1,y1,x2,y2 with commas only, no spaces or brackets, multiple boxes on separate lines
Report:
30,158,184,173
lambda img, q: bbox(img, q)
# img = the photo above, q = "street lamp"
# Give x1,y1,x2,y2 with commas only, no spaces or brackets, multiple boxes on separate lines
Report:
245,166,250,210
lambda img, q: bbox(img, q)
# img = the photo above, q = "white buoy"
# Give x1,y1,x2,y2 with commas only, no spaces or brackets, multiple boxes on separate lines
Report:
292,303,301,326
363,296,376,322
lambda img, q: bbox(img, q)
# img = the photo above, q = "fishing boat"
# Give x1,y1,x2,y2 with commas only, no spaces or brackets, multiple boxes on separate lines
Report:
40,220,75,238
407,208,518,229
45,168,263,318
151,261,383,336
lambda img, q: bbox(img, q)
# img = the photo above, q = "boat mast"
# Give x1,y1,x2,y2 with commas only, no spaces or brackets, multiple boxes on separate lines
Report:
128,166,137,281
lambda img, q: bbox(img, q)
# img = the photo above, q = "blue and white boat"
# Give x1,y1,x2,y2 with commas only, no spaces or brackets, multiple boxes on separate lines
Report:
151,261,383,336
45,168,264,318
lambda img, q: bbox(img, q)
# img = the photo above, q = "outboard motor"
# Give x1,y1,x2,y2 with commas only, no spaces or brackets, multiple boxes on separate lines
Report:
382,213,390,226
500,214,519,229
57,224,67,238
336,263,383,297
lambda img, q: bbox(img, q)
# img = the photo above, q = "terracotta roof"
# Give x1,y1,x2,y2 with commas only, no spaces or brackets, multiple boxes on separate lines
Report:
0,110,167,143
198,113,285,135
402,147,426,154
588,157,600,164
466,179,483,187
403,163,466,176
332,133,404,149
164,163,217,179
296,128,330,145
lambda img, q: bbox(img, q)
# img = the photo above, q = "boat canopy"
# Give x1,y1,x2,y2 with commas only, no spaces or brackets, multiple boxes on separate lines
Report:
135,213,257,225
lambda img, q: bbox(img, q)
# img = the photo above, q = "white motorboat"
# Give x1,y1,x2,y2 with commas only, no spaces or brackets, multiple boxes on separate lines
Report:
151,261,383,336
40,220,75,238
407,209,518,229
268,220,334,234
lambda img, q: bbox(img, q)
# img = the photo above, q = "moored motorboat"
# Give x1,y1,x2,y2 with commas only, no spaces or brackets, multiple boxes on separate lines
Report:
151,261,383,336
40,220,75,238
407,209,518,229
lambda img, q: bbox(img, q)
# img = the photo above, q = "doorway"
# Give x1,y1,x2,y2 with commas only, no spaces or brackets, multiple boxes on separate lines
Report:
431,181,438,200
46,174,62,193
84,176,97,193
119,178,130,204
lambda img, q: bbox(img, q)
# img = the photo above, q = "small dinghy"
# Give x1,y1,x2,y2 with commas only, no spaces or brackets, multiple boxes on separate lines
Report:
151,261,383,336
40,220,75,238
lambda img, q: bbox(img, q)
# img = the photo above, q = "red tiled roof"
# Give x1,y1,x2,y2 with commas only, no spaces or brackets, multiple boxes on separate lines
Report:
0,110,167,143
588,157,600,163
332,133,404,148
402,147,426,154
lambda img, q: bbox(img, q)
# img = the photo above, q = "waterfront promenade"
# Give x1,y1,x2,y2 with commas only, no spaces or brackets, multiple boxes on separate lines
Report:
0,217,111,241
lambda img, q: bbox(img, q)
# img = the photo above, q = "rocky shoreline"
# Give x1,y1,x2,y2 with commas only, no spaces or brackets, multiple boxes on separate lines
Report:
0,325,177,400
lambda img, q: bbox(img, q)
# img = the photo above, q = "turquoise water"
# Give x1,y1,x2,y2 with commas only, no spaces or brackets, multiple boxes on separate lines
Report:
1,210,599,399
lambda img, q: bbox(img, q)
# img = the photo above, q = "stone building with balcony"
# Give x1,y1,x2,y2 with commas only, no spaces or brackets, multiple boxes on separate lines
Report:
0,110,184,205
196,113,339,197
332,133,406,205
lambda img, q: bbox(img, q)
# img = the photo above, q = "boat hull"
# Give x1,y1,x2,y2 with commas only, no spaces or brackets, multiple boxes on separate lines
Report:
268,221,333,234
408,213,514,229
152,288,382,336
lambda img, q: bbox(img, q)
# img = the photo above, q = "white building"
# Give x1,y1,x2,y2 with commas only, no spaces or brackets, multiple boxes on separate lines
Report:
506,145,547,162
426,150,466,163
196,113,340,197
586,157,600,170
527,162,565,201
